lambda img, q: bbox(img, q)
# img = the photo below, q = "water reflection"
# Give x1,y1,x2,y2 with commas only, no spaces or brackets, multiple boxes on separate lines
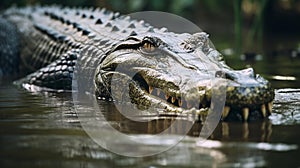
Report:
1,84,300,167
99,99,274,142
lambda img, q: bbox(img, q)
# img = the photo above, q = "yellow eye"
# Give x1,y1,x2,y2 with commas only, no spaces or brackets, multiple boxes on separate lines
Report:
142,42,156,52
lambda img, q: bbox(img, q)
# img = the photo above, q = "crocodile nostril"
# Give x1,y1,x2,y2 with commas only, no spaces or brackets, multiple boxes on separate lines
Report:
215,70,236,81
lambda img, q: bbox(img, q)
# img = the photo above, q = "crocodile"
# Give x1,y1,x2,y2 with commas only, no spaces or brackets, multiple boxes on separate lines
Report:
0,6,274,122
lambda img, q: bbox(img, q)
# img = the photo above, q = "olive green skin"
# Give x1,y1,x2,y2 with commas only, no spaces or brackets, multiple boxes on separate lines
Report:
97,32,274,121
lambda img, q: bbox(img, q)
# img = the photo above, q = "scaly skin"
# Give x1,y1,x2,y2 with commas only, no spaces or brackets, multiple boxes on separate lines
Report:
0,6,274,121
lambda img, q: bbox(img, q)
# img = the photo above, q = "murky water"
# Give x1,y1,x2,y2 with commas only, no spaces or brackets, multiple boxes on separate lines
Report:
1,55,300,167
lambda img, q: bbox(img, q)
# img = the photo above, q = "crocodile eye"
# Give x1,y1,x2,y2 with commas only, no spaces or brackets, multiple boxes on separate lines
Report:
140,41,157,54
143,42,156,52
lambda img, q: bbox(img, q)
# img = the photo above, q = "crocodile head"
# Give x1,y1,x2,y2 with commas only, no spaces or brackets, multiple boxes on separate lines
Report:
95,32,274,122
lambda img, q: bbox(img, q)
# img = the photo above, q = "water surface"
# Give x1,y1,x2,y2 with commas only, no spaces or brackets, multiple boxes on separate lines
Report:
1,43,300,167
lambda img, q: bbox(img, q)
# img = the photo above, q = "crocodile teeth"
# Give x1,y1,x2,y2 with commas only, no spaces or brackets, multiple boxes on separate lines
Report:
171,97,176,103
149,86,153,94
242,108,249,121
267,102,273,114
157,89,161,96
178,98,182,107
222,106,230,119
165,94,170,100
261,104,267,117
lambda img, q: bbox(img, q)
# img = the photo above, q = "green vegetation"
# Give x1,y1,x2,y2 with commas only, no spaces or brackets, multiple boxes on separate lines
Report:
233,0,270,54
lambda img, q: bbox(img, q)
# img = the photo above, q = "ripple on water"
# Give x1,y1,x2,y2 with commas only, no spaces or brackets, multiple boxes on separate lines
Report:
1,84,300,167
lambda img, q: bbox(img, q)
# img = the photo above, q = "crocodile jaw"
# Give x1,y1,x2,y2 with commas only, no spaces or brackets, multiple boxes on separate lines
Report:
96,51,274,122
95,32,274,122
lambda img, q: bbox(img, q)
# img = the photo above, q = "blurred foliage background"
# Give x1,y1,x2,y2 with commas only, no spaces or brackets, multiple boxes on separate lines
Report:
1,0,300,57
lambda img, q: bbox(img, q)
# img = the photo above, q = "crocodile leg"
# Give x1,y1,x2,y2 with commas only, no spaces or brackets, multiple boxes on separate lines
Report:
15,49,80,91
